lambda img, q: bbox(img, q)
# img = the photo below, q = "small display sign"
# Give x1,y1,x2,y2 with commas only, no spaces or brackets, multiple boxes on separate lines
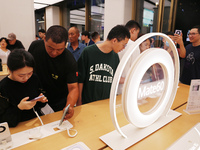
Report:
184,79,200,114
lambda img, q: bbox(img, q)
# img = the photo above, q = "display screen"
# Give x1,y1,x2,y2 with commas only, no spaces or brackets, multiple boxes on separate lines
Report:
143,8,154,27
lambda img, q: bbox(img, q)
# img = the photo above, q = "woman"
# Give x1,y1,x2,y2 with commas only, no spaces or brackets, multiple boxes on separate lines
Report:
138,34,151,53
0,49,48,127
138,35,152,83
138,34,163,82
0,37,10,64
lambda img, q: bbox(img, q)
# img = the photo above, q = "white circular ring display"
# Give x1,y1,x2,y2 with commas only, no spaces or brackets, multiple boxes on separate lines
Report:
122,48,174,128
109,33,180,138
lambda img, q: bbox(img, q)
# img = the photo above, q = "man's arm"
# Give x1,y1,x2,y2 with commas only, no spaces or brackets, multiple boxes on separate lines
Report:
64,82,78,120
76,83,83,106
174,34,186,58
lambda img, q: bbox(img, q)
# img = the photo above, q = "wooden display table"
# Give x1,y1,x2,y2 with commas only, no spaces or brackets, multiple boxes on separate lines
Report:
0,64,9,80
9,83,190,150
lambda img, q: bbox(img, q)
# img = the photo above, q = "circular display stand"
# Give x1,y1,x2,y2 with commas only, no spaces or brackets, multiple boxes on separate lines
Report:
100,33,181,150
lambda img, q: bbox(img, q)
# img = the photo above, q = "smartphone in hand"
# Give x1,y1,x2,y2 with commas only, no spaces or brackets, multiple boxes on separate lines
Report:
175,30,182,35
30,95,44,102
59,104,70,126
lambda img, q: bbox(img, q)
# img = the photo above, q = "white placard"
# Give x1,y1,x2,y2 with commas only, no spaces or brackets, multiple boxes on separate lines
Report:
61,142,90,150
184,79,200,114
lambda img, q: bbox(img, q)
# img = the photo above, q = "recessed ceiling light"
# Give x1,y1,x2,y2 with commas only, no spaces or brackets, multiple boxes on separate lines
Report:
156,2,159,6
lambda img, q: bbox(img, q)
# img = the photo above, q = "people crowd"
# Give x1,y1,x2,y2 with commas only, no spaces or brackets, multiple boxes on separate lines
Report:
0,20,200,127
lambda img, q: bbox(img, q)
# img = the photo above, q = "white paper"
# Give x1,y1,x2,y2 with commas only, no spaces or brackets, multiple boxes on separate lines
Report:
40,103,54,115
61,142,90,150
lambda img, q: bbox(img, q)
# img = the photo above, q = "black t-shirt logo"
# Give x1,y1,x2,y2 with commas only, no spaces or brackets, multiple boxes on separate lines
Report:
52,74,58,80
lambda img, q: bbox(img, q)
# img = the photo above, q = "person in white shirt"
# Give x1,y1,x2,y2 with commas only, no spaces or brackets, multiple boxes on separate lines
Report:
0,37,10,64
117,20,141,94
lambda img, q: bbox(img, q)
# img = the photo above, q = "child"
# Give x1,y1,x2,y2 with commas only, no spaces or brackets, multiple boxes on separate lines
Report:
0,49,48,127
138,34,151,53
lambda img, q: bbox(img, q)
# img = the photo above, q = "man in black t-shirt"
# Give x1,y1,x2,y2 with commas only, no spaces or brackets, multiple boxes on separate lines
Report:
174,25,200,85
7,33,25,51
28,25,78,120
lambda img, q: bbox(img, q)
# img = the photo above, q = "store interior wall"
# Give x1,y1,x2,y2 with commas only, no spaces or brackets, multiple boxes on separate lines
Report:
104,0,132,39
46,6,60,30
0,0,35,50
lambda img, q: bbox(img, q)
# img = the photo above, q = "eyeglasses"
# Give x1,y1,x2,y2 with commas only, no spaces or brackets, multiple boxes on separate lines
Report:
188,33,199,36
117,40,127,48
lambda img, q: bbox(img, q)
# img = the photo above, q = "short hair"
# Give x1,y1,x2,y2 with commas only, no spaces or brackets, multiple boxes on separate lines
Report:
192,25,200,34
82,31,90,38
138,33,145,39
0,37,9,45
125,20,141,31
70,26,80,35
7,49,35,72
165,31,174,36
91,32,99,40
45,25,68,44
107,25,130,41
38,29,46,33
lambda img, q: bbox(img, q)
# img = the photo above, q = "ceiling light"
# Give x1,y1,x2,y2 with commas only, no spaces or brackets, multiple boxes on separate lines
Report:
156,2,159,6
34,0,63,5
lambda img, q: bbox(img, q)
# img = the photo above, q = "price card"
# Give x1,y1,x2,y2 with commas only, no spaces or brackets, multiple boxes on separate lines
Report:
184,79,200,114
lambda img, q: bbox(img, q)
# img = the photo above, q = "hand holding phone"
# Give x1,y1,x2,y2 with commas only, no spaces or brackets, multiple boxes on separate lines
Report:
59,104,70,126
30,95,44,102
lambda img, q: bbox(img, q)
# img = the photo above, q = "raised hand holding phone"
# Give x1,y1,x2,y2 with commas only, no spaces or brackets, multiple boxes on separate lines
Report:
174,29,184,46
175,29,182,36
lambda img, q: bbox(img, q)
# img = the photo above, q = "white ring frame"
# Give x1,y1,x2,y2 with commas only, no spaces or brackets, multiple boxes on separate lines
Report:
109,33,180,138
122,49,174,127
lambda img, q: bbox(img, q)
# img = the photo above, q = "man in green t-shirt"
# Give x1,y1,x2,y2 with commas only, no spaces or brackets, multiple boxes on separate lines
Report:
77,25,130,105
